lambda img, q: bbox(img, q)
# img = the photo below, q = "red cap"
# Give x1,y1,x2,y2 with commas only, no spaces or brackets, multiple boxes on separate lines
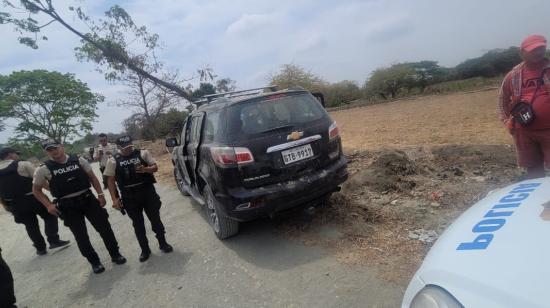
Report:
521,34,547,52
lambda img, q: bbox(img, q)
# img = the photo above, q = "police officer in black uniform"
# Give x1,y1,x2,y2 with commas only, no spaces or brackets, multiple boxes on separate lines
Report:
33,139,126,274
105,136,173,262
0,246,16,308
0,147,69,255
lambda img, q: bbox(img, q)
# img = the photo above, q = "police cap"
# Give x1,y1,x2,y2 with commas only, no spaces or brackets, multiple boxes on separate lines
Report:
41,138,62,150
116,135,133,149
0,147,20,160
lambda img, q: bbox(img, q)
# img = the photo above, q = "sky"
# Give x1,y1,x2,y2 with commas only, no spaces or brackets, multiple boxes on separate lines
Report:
1,0,550,143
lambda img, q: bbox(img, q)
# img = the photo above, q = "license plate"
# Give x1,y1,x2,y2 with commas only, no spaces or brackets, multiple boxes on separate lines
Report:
281,144,313,165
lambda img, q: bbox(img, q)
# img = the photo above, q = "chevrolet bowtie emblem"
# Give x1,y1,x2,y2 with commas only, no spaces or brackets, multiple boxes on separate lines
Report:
287,131,304,141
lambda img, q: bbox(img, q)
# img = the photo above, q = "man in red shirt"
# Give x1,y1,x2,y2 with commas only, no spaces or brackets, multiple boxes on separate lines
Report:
499,34,550,179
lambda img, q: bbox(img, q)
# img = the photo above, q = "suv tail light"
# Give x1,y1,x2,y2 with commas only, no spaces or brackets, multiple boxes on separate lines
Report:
211,147,254,167
329,122,339,140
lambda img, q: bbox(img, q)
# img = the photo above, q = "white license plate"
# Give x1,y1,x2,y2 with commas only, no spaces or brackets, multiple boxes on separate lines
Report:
281,144,314,165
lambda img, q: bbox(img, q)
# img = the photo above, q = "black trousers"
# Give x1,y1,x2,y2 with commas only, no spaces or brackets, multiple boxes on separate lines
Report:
9,195,59,251
121,184,166,252
58,192,120,265
99,166,108,188
0,250,16,308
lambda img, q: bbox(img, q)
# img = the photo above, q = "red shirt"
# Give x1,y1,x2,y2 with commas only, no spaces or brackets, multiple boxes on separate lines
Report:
499,60,550,130
520,65,550,129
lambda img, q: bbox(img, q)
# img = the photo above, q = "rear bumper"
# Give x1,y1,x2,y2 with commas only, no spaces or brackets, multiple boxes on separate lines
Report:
217,156,348,221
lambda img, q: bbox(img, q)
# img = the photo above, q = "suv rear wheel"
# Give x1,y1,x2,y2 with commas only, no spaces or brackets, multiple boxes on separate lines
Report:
204,184,239,239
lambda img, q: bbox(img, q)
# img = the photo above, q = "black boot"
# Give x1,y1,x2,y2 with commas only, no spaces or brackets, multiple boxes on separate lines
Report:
111,254,127,265
157,235,173,253
49,239,70,249
139,249,151,262
92,263,105,274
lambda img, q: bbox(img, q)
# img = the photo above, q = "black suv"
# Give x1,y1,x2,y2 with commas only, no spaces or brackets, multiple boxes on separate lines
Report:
166,87,348,239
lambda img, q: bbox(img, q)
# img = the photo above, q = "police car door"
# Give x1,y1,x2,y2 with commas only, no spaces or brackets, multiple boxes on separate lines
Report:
186,113,204,187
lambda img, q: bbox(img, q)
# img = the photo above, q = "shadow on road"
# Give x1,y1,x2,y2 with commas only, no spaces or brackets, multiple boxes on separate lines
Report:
186,196,328,271
68,263,131,301
138,249,192,276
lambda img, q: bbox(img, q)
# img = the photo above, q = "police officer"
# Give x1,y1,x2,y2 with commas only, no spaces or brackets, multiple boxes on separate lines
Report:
105,136,173,262
93,133,117,189
0,147,69,255
32,139,126,274
0,246,16,308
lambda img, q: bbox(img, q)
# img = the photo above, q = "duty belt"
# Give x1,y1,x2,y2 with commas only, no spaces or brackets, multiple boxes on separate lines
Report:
121,182,147,192
56,190,94,205
2,192,34,202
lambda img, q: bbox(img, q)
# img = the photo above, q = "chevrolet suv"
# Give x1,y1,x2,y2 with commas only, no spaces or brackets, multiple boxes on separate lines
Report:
166,87,348,239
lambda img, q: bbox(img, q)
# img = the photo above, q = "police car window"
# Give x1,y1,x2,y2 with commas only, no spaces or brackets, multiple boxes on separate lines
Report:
203,111,220,143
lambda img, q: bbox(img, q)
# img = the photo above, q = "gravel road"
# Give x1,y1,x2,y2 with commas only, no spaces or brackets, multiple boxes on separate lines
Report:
0,163,404,308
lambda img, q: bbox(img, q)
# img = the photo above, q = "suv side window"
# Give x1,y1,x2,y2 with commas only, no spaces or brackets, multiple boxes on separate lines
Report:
180,119,188,146
189,114,203,142
202,111,220,143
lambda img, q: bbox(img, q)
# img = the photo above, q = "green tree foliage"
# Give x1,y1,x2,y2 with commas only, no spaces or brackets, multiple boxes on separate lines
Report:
454,47,521,79
122,109,187,140
269,64,328,91
0,1,194,101
192,83,217,99
155,109,188,138
365,63,415,99
216,78,237,93
409,61,448,92
0,70,103,143
323,80,362,107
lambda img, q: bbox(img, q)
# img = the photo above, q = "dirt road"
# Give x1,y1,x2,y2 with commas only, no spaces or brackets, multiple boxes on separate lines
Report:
0,164,403,308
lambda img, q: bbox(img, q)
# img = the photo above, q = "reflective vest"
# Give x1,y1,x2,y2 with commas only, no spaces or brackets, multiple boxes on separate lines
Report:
45,154,90,199
114,150,156,190
0,161,33,200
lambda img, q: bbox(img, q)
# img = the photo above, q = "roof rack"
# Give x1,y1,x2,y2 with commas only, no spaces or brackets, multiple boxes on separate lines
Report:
202,86,278,102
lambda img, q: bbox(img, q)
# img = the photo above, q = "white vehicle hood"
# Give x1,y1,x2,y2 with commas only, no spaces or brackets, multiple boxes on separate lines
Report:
407,178,550,308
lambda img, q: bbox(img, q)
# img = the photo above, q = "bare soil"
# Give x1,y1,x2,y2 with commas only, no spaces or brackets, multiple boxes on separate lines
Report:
153,88,522,285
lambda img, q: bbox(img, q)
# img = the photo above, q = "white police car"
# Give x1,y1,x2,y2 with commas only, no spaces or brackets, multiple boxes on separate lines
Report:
402,177,550,308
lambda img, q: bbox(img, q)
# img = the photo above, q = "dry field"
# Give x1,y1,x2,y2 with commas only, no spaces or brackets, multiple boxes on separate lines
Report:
331,88,512,150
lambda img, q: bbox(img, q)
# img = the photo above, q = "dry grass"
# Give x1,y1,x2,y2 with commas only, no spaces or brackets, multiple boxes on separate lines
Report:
331,89,512,151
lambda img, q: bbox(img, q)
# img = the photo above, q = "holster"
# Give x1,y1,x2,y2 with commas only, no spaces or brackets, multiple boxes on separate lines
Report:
53,198,65,220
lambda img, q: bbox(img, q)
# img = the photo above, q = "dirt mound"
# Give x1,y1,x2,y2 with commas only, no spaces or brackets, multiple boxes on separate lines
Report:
345,150,418,193
279,144,522,284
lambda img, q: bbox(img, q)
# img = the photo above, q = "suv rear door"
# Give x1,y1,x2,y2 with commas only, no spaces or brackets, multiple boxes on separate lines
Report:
226,92,337,188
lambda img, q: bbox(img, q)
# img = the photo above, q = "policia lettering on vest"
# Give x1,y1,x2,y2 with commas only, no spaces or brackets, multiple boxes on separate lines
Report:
0,147,69,256
105,136,173,262
32,139,127,274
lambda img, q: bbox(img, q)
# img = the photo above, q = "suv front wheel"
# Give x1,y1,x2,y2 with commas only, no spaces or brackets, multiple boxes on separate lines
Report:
204,184,239,239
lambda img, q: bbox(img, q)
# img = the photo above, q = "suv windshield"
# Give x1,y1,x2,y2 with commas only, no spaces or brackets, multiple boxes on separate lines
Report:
227,93,326,139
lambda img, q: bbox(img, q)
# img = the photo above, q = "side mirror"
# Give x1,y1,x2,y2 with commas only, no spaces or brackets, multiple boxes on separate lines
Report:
165,138,178,148
312,92,325,107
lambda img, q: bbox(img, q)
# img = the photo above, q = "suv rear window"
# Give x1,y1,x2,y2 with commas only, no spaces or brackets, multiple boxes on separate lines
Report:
227,93,326,138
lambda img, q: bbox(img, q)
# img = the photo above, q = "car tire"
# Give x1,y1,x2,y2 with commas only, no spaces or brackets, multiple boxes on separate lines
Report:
204,184,239,239
173,167,190,196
